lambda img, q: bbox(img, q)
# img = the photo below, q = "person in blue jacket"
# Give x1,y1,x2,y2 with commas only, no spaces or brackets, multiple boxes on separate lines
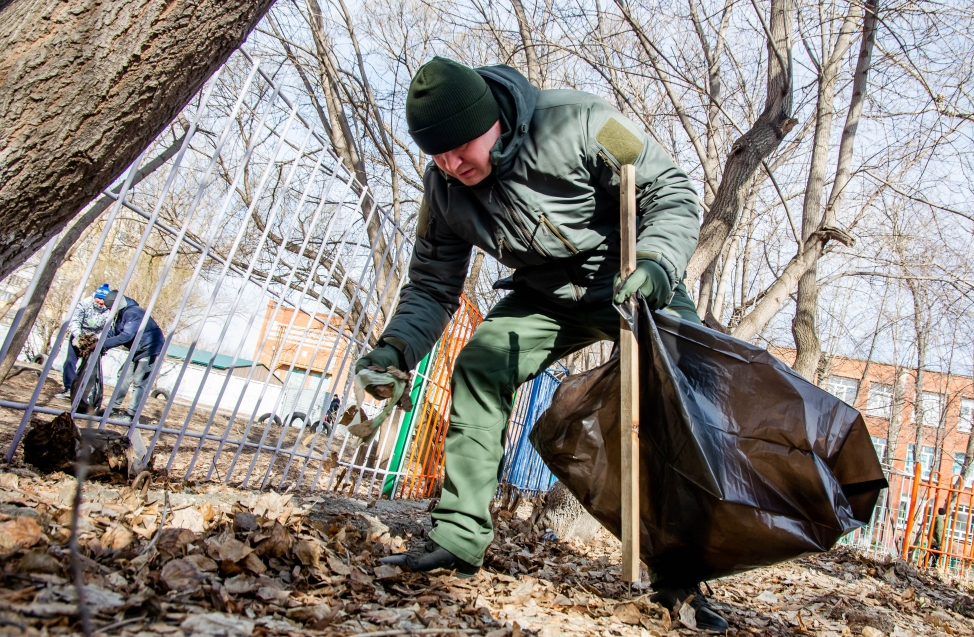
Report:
102,290,164,421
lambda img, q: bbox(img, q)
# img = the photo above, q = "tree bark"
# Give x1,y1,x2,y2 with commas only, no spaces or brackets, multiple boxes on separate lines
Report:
684,0,796,285
0,0,275,283
463,248,487,308
731,2,876,346
887,368,908,465
510,0,542,87
791,2,868,380
910,281,927,458
0,131,186,382
532,481,602,544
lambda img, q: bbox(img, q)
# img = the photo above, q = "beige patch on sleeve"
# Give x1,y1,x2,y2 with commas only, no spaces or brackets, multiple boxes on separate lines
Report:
596,118,644,166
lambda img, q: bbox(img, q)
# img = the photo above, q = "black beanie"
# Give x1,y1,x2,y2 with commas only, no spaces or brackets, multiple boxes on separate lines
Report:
406,57,500,155
103,290,119,308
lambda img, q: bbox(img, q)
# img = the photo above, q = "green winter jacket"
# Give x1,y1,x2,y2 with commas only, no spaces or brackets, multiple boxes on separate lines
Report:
382,65,700,369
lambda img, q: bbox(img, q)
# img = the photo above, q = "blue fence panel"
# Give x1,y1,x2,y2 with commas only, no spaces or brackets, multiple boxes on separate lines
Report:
500,366,566,493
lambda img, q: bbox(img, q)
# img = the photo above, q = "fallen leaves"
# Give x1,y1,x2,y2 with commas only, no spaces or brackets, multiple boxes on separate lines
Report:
160,558,205,591
0,516,41,552
180,611,254,636
0,459,972,637
677,599,697,630
612,601,641,625
292,538,320,568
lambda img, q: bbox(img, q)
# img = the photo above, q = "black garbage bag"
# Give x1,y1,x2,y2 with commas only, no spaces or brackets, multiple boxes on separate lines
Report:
530,298,887,585
70,355,104,415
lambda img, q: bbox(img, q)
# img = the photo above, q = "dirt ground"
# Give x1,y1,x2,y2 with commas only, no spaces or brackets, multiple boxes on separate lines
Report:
0,371,340,492
0,459,972,637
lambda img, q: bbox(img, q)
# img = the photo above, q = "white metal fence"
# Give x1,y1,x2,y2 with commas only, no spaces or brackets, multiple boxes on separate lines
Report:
0,49,416,494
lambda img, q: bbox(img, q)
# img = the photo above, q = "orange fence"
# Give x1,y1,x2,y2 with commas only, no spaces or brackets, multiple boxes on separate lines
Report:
901,463,974,576
840,459,974,580
395,296,483,499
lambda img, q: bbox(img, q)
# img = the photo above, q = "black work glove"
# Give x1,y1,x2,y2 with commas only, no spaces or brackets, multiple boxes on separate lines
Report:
613,259,672,309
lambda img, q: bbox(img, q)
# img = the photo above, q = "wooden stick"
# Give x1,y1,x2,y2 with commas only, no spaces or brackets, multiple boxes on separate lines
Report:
619,164,640,585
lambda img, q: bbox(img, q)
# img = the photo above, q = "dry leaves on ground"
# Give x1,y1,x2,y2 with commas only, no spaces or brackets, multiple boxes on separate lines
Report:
0,459,971,637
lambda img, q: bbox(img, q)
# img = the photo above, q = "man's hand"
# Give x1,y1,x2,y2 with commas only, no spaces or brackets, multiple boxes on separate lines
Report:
613,259,671,309
354,339,407,398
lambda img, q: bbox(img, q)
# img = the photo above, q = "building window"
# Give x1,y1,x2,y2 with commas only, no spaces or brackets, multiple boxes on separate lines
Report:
959,398,974,434
865,383,893,419
952,505,971,542
826,377,858,406
907,444,935,480
920,391,945,428
870,436,887,461
921,445,935,480
896,494,911,529
952,453,974,489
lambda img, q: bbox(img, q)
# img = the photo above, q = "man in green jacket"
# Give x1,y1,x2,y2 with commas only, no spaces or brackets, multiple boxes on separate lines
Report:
357,57,725,631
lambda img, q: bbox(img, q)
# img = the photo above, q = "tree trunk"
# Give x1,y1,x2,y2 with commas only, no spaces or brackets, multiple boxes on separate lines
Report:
910,283,927,459
684,0,796,285
305,0,403,330
532,481,602,544
791,3,868,380
0,0,275,283
0,131,186,382
887,368,907,465
463,248,487,308
732,2,876,345
510,0,542,87
853,283,889,405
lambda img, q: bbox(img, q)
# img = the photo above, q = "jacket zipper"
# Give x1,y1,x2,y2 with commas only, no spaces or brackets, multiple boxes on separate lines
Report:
539,214,579,255
493,184,547,257
497,235,511,259
597,150,621,176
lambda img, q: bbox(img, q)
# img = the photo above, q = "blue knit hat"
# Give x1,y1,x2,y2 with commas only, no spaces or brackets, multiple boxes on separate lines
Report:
93,283,110,299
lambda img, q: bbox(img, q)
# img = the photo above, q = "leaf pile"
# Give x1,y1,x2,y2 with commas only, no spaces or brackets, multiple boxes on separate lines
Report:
75,334,99,358
0,460,972,637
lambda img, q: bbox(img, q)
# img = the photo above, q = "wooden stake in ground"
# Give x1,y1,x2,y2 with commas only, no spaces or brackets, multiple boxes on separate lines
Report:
619,164,640,586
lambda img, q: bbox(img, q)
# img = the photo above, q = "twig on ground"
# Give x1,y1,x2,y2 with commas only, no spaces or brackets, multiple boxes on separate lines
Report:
131,470,151,493
141,486,169,556
347,629,480,637
97,615,146,633
0,617,27,632
68,433,93,637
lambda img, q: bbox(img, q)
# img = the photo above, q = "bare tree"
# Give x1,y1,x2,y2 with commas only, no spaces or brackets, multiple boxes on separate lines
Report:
790,0,877,379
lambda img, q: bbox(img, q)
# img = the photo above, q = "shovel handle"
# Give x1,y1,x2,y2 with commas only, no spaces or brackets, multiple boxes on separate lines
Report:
619,164,640,585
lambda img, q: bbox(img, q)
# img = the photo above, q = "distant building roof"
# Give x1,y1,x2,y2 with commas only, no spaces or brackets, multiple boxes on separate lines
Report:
166,344,255,370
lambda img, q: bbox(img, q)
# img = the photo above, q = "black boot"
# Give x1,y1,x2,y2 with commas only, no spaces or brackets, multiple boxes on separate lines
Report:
650,583,728,633
379,539,479,579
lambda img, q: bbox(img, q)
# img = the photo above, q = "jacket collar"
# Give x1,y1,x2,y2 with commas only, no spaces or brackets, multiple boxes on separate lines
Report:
476,65,537,178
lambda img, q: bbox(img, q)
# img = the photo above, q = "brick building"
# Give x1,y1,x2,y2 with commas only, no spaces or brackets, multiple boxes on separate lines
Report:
773,347,974,479
774,347,974,550
252,302,361,419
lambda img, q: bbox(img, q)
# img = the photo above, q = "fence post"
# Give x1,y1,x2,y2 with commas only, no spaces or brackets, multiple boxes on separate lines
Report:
382,352,431,497
902,461,923,560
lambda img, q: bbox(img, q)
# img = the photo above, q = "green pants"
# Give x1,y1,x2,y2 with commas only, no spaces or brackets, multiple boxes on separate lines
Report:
429,285,700,566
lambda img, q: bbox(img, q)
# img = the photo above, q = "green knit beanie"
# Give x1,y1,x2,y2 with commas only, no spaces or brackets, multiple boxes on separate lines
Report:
406,57,500,155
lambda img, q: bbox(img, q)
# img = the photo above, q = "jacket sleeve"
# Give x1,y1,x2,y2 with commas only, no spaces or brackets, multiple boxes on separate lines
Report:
587,101,701,289
67,300,88,338
103,309,142,351
380,180,473,370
